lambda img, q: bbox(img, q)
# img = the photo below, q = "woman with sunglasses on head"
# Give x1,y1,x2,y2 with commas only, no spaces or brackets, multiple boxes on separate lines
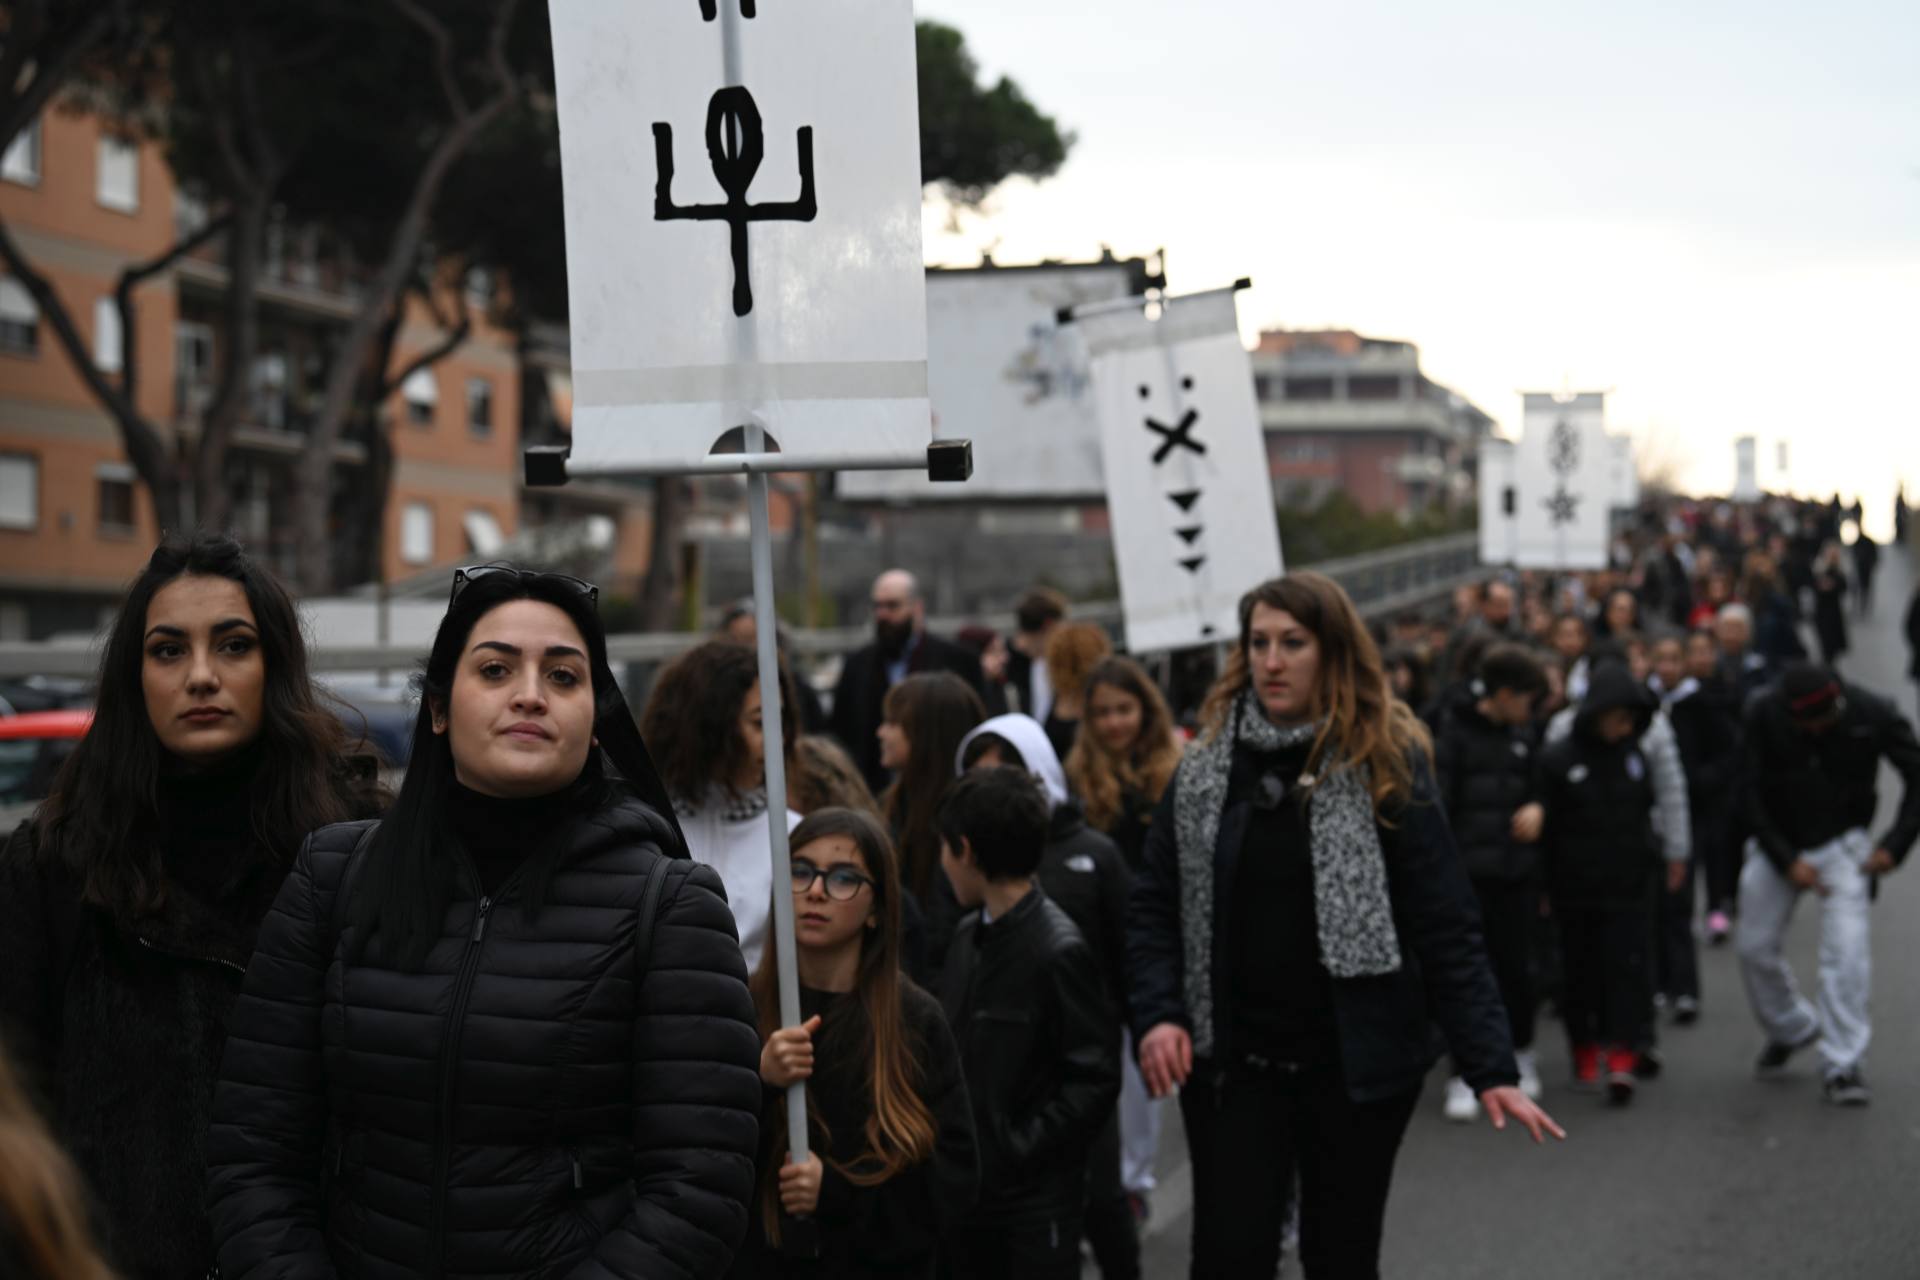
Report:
732,808,978,1279
0,533,380,1279
207,566,762,1279
1127,573,1563,1280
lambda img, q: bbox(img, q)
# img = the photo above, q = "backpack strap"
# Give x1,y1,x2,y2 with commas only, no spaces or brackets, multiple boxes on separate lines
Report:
632,856,675,978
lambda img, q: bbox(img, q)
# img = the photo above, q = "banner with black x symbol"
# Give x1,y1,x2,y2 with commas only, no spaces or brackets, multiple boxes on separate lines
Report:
1145,408,1206,464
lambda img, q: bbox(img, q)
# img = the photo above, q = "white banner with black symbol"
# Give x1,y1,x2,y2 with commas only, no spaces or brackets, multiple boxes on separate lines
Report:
1074,286,1283,653
1479,437,1518,565
1514,392,1612,570
548,0,930,469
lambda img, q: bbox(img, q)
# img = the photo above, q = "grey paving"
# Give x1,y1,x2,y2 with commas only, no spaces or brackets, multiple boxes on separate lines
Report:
1106,549,1920,1280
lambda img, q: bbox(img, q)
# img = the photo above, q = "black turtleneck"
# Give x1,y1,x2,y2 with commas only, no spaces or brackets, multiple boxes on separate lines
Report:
156,751,267,906
444,778,580,898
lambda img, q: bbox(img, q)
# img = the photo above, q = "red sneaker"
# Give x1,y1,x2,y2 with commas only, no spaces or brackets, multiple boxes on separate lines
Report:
1606,1048,1638,1106
1572,1044,1601,1092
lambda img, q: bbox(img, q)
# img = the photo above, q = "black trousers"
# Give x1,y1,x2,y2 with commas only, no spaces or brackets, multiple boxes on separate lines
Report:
1471,878,1537,1050
1178,1060,1419,1280
945,1212,1082,1280
1556,900,1652,1050
1654,859,1701,1001
1698,813,1740,915
1082,1111,1140,1280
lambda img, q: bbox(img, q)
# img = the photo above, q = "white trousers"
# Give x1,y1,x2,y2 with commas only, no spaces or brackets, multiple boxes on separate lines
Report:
1118,1031,1162,1194
1735,830,1873,1076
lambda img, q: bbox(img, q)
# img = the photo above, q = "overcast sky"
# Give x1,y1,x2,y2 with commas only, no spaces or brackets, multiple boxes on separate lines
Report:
918,0,1920,536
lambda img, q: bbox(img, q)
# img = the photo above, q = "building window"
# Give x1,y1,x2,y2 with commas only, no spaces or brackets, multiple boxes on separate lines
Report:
175,322,214,415
1283,376,1334,401
0,454,37,530
96,135,140,212
463,509,505,557
2,117,41,186
250,352,288,430
97,463,136,536
1253,374,1274,401
1348,375,1401,401
0,277,38,355
466,377,493,438
403,367,438,426
400,501,434,565
94,297,123,373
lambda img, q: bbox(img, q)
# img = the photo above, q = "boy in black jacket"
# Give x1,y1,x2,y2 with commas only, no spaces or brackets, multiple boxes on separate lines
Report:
1530,662,1676,1105
937,767,1120,1280
1432,644,1550,1120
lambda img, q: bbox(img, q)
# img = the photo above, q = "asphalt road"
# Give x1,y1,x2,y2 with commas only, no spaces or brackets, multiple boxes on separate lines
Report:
1112,549,1920,1280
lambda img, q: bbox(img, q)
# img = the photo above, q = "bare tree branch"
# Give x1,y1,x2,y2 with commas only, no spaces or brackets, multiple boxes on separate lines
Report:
387,0,470,120
112,210,233,407
382,284,472,399
0,2,129,148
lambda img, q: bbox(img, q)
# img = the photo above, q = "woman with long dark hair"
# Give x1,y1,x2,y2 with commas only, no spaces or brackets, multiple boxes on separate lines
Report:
734,808,977,1278
642,639,802,971
877,673,987,909
1128,572,1562,1279
207,566,762,1279
0,533,376,1277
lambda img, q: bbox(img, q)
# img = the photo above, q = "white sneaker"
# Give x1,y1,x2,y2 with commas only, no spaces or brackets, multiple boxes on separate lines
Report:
1516,1049,1543,1101
1443,1076,1480,1123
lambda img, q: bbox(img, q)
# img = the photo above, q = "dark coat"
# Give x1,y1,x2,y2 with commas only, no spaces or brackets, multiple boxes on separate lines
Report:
0,818,290,1279
1812,568,1849,658
1036,804,1131,1024
1660,677,1741,852
938,890,1117,1226
1534,666,1660,908
1751,590,1807,667
829,634,984,792
205,798,763,1280
1432,686,1540,883
1741,682,1920,872
1125,747,1519,1101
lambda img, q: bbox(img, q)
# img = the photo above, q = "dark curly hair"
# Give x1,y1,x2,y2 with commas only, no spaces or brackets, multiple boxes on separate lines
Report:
640,640,798,805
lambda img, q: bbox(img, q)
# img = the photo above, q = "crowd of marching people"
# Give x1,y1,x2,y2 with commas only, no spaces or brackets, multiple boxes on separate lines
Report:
0,490,1915,1279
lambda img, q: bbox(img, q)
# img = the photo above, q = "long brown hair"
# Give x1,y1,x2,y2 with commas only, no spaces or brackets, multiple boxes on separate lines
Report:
1198,572,1431,809
0,1045,115,1279
1044,621,1113,707
1065,656,1182,832
747,808,937,1243
878,673,986,899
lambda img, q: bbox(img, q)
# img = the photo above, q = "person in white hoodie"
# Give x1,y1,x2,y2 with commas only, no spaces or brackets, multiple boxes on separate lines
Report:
639,641,802,972
953,714,1141,1279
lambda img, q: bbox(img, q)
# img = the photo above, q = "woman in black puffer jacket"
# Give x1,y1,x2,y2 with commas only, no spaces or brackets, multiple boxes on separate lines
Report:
207,566,762,1279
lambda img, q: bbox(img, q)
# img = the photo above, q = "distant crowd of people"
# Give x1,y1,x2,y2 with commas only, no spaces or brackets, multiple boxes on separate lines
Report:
0,492,1916,1279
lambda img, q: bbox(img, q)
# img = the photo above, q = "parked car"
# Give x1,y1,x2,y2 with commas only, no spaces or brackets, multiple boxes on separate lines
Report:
0,709,92,842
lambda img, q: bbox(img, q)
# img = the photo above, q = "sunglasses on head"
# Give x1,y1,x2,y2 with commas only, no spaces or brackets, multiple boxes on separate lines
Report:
449,564,599,608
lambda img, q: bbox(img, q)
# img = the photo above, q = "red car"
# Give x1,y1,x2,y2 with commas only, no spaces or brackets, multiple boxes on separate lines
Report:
0,709,92,840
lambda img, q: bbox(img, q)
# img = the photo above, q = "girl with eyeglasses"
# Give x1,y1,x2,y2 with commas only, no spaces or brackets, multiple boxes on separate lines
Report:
734,808,978,1279
207,566,762,1279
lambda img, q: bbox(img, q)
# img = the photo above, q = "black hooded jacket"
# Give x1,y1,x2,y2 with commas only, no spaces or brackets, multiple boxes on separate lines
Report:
205,793,763,1280
1432,684,1540,883
1534,665,1661,907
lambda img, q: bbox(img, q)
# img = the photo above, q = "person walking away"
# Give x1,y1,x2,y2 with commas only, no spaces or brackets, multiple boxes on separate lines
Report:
0,534,380,1278
1734,663,1920,1106
735,808,978,1278
642,640,805,972
1431,645,1551,1121
1127,573,1561,1280
1065,656,1184,1226
1849,530,1879,616
876,673,987,980
1809,542,1850,668
937,768,1119,1280
1528,663,1682,1104
958,716,1137,1280
207,567,763,1278
1648,636,1738,1018
1005,587,1069,720
830,570,985,792
1742,552,1808,669
1040,621,1113,764
1682,629,1745,945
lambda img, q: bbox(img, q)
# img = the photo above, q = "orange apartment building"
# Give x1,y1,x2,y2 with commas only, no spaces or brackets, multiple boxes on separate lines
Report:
0,106,652,639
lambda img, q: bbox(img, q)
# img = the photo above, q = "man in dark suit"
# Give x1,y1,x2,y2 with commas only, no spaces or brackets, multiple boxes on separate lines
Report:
830,569,985,791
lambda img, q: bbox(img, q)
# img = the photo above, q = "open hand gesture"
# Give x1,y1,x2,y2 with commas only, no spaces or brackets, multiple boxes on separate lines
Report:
1481,1086,1566,1144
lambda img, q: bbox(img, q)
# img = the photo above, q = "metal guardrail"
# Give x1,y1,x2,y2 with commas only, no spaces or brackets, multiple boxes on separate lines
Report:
0,532,1484,680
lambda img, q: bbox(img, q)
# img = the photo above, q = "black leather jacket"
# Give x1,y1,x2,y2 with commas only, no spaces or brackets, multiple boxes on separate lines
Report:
937,889,1118,1225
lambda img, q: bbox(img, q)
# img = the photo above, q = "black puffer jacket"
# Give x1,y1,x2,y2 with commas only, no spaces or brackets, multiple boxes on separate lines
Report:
206,796,762,1280
1534,666,1660,907
1432,684,1540,883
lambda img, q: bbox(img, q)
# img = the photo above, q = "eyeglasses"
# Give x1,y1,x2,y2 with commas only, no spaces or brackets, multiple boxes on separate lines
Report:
791,859,874,902
449,564,599,608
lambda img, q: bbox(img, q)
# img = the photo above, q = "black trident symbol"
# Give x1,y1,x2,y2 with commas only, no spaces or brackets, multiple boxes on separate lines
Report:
653,86,817,317
699,0,756,17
